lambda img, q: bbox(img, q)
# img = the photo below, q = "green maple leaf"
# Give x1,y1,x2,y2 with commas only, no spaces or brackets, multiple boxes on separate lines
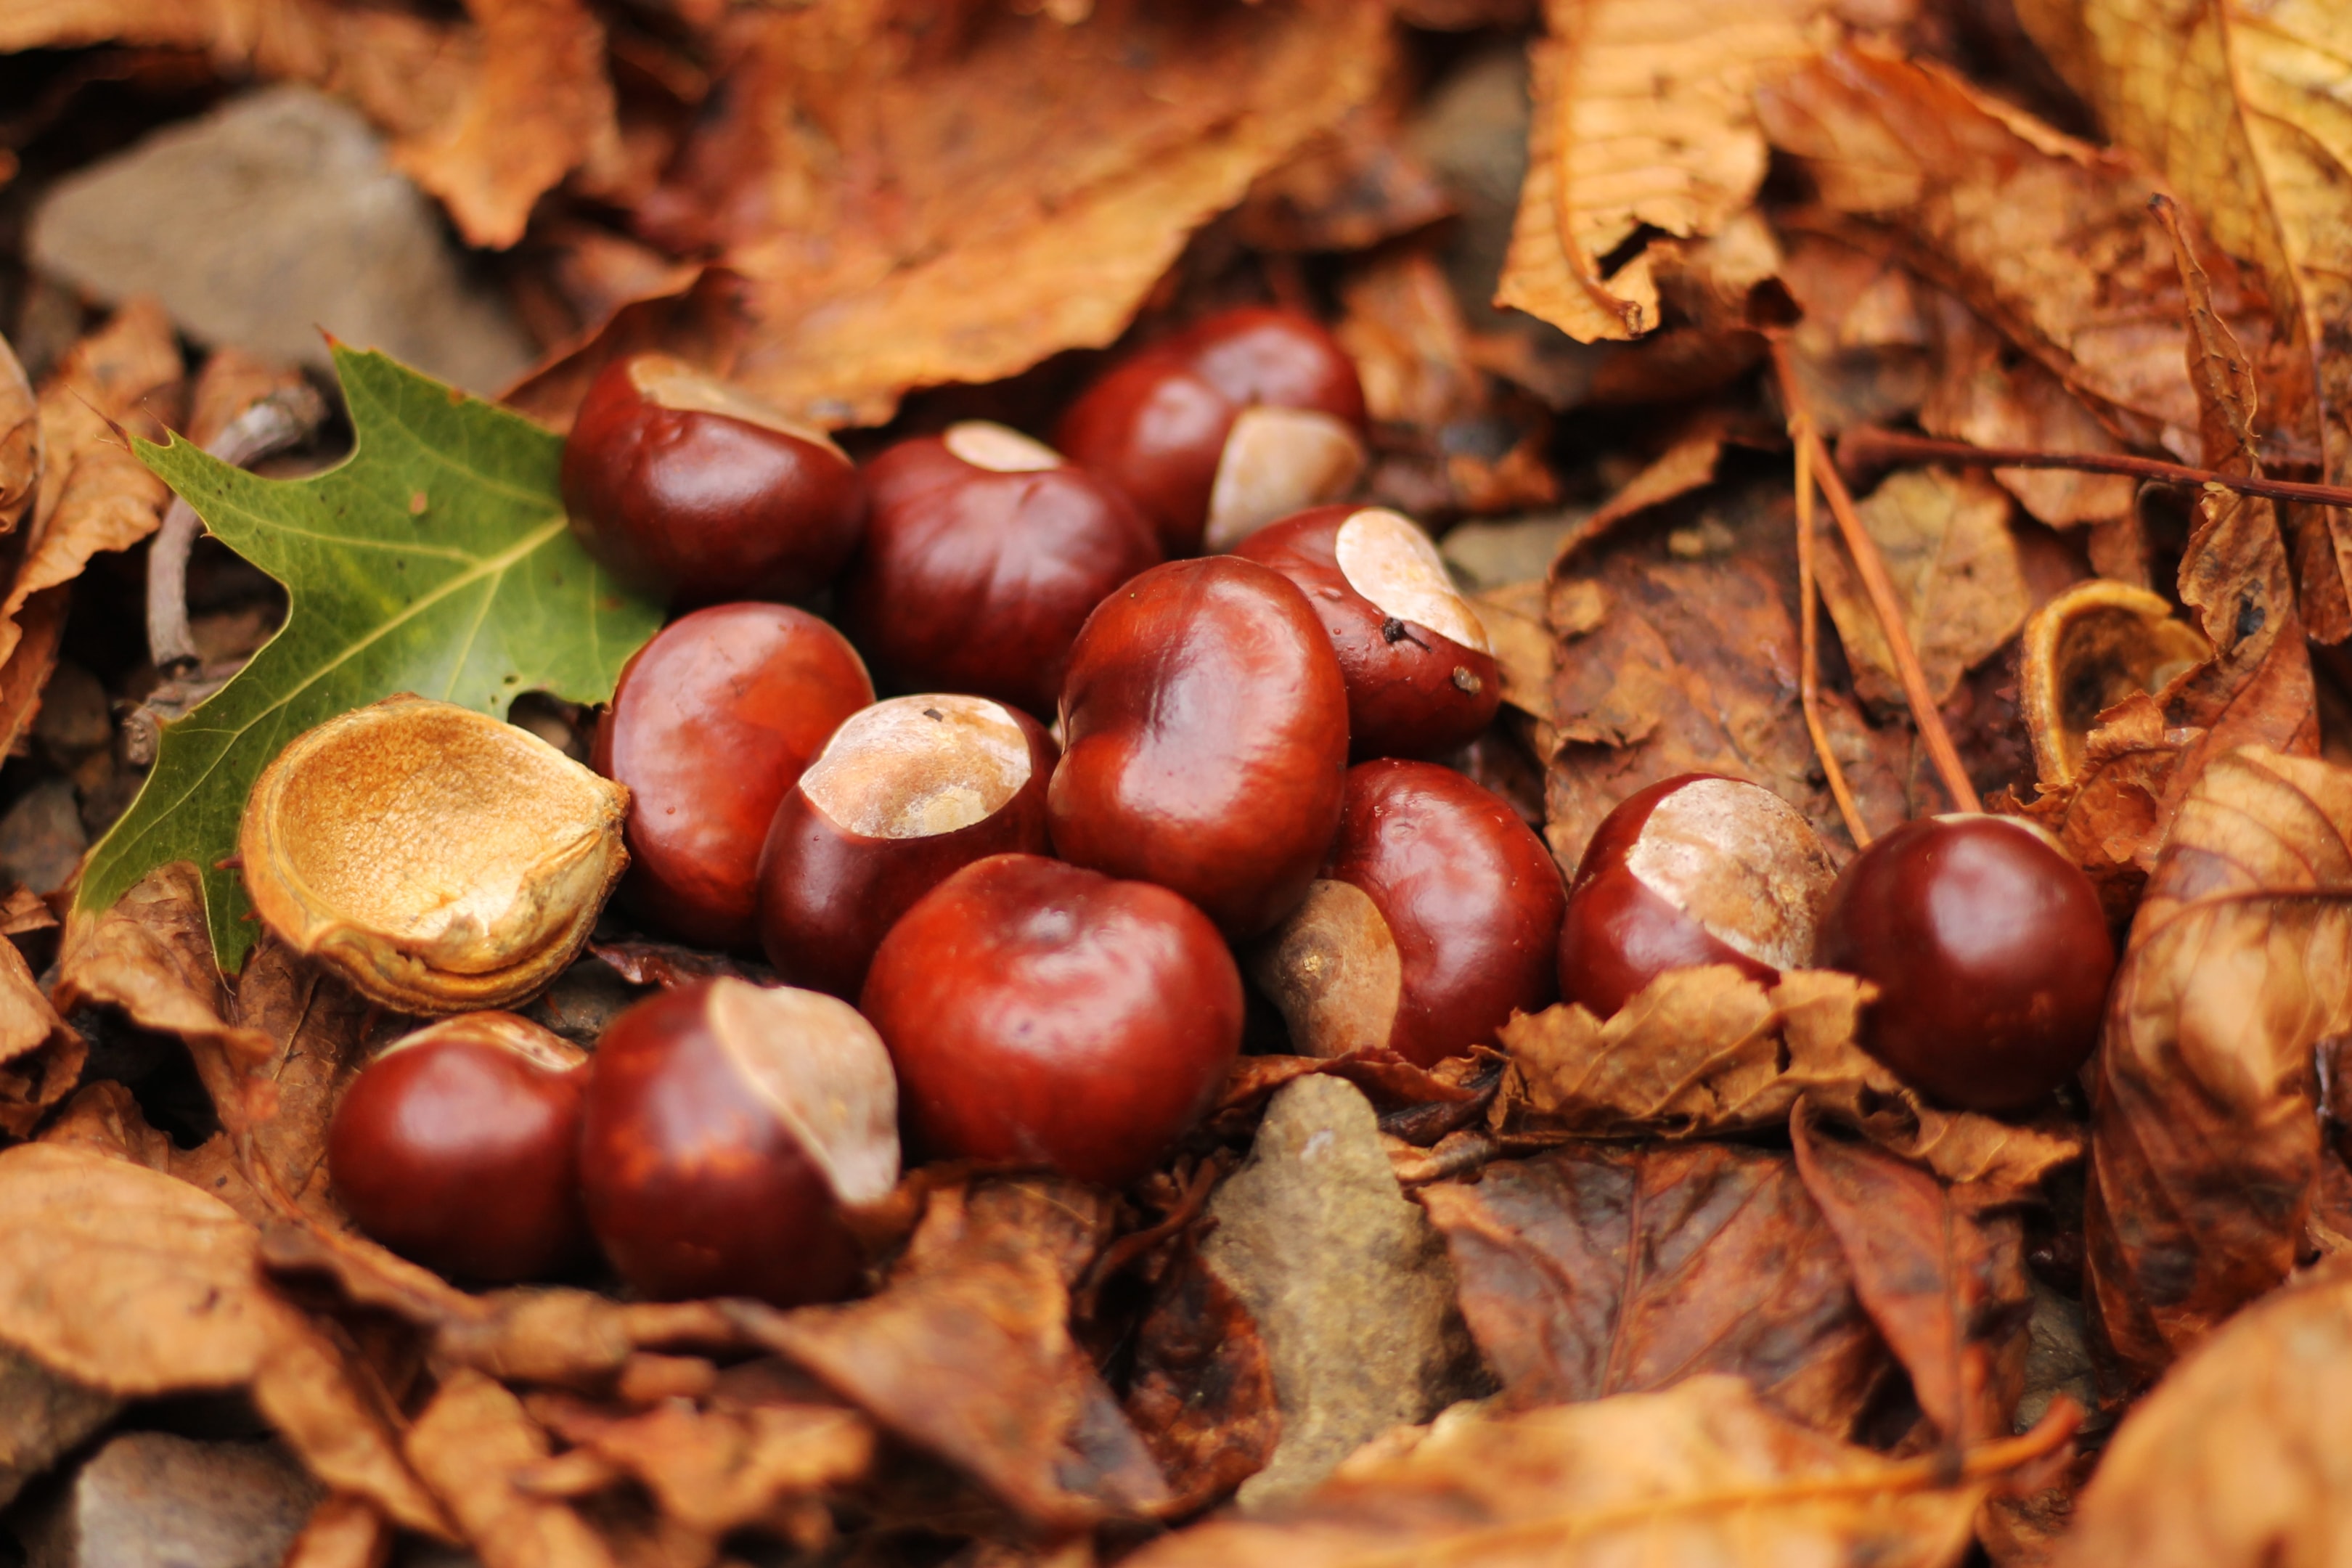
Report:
79,344,664,972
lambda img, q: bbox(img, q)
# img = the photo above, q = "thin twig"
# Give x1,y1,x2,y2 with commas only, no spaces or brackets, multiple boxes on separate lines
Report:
1839,425,2352,509
1771,346,1983,814
1792,431,1870,846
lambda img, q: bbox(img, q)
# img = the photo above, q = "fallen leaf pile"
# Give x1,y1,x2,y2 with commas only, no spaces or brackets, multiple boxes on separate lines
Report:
3,1,2352,1565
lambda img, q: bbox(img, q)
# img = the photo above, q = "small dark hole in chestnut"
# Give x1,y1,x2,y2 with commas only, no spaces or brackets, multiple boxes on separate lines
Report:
923,707,944,721
1381,616,1429,650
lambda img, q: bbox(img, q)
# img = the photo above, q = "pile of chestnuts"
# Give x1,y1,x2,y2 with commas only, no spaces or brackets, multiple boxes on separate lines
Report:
322,304,2119,1308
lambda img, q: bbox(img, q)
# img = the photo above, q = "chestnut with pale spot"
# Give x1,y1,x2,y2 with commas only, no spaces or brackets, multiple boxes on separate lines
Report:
758,693,1056,997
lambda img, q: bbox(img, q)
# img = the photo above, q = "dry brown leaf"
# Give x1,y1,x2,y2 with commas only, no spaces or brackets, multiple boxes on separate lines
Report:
0,586,70,765
1815,467,2030,710
0,329,35,531
1920,301,2136,530
2054,1261,2352,1568
1420,1140,1887,1433
408,1370,615,1568
1790,1106,2032,1446
1775,232,1937,433
515,2,1390,430
1497,0,1821,342
280,1494,393,1568
0,1143,449,1535
2017,0,2352,640
1121,1374,2071,1568
0,915,81,1137
1548,415,1734,565
1235,96,1455,255
2084,746,2352,1385
1122,1235,1281,1518
37,1079,269,1223
229,938,391,1222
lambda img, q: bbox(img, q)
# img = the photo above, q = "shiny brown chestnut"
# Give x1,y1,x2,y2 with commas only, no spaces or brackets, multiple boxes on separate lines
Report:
1818,813,2113,1111
325,1013,590,1283
1256,760,1565,1067
594,603,873,950
1056,306,1368,556
840,422,1161,719
757,693,1057,999
560,354,866,606
1050,555,1349,940
1558,774,1838,1018
1234,505,1500,759
860,853,1242,1187
579,978,898,1305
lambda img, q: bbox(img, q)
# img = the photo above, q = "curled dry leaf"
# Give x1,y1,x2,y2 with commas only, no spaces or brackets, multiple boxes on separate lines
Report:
1122,1374,2075,1568
1122,1237,1281,1518
2085,746,2352,1386
226,937,391,1222
1497,0,1821,342
1773,234,1937,435
1920,301,2136,531
240,695,630,1015
37,1079,266,1225
0,327,35,529
2018,581,2210,793
1418,1139,1888,1433
0,1143,450,1536
407,1369,614,1568
279,1495,392,1568
1498,966,2085,1190
0,924,81,1137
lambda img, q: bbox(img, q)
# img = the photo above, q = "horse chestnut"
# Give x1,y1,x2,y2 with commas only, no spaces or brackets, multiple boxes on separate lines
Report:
860,853,1243,1187
561,354,865,606
579,979,899,1305
757,693,1057,999
593,603,873,950
1234,505,1499,759
839,422,1161,719
1057,306,1368,556
326,1013,590,1283
1049,555,1349,939
1256,760,1565,1066
1558,774,1838,1018
1818,813,2114,1111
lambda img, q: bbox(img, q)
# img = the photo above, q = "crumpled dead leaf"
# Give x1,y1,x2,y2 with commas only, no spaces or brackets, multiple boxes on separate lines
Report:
2084,746,2352,1387
228,938,393,1222
1420,1140,1888,1433
36,1079,266,1225
407,1370,614,1568
0,329,35,530
1121,1374,2075,1568
1920,299,2136,531
1774,232,1937,434
1122,1233,1280,1519
1498,0,1821,341
0,920,81,1137
515,1,1391,429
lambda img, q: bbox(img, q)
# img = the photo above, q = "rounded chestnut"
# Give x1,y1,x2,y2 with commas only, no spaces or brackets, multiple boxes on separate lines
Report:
1818,813,2114,1111
840,422,1161,719
579,978,899,1306
757,693,1058,998
1057,306,1368,556
1256,760,1565,1066
594,603,874,950
1235,505,1500,759
561,354,866,606
860,853,1243,1187
1559,774,1838,1018
1050,555,1349,940
326,1013,591,1283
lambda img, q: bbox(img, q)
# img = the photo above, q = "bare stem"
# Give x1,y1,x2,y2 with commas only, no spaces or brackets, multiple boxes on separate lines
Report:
1838,425,2352,509
1792,432,1871,846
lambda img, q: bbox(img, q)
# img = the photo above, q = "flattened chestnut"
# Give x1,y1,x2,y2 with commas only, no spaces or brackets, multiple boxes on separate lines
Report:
1818,813,2114,1111
1256,760,1564,1066
326,1013,590,1283
1050,556,1349,939
860,854,1242,1187
561,354,865,606
579,979,899,1306
757,693,1057,999
1235,505,1499,759
840,422,1161,719
1057,306,1368,556
594,603,873,950
1559,774,1838,1018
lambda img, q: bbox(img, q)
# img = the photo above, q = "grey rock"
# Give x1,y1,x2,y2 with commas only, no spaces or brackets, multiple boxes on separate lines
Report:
0,1349,120,1513
1441,509,1589,592
30,87,535,395
2016,1277,2098,1434
17,1432,320,1568
0,777,86,897
1203,1075,1485,1511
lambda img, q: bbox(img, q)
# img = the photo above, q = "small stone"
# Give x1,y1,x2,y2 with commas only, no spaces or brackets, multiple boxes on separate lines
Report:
1440,510,1588,592
0,777,88,896
0,1349,120,1512
1203,1075,1486,1511
2016,1276,2098,1434
32,663,110,765
17,1432,321,1568
29,87,536,395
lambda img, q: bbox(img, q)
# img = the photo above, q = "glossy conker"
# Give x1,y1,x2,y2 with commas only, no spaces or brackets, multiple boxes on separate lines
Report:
840,422,1161,719
1056,305,1368,556
1818,813,2114,1111
1050,555,1349,940
579,978,899,1305
325,1013,591,1283
1559,774,1838,1018
757,693,1058,999
593,603,874,950
561,354,866,607
860,853,1243,1188
1234,505,1500,759
1255,760,1565,1067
